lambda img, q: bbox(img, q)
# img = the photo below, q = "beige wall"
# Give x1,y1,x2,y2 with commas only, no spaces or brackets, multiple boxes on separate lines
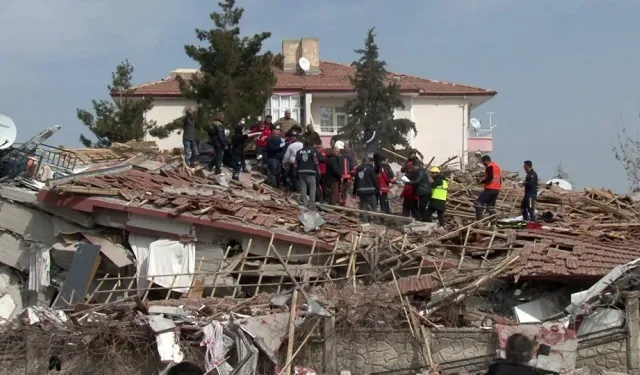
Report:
145,98,196,150
309,96,349,134
412,97,469,167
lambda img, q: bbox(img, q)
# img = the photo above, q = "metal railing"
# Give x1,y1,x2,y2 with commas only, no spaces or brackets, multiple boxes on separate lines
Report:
468,129,493,139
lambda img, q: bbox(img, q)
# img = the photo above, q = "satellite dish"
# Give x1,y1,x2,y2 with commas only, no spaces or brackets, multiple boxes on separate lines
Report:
298,57,311,72
546,178,573,191
0,114,17,150
470,118,481,129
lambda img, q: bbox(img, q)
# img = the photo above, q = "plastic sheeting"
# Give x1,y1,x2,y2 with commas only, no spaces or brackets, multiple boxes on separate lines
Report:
27,244,50,292
128,234,195,294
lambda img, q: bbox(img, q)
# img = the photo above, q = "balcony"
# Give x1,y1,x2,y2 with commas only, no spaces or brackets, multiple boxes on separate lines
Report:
468,128,493,153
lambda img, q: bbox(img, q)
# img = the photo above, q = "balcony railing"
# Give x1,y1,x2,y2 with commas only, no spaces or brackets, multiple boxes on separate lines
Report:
468,129,493,139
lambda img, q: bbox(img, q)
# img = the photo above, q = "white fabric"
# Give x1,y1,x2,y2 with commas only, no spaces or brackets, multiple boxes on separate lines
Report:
128,234,154,297
147,239,195,293
401,175,410,183
202,321,225,372
283,141,303,164
28,245,50,292
129,235,196,294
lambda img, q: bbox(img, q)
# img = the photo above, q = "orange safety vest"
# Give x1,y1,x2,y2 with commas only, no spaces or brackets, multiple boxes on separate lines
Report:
484,161,502,190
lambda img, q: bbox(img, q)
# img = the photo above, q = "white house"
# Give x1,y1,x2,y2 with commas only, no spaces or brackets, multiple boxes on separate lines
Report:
117,38,497,166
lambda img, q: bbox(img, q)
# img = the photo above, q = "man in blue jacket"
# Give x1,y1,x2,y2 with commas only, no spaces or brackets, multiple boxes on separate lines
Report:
521,160,539,221
266,129,286,187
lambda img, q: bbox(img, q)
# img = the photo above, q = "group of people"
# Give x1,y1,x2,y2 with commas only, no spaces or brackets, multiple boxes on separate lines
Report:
183,107,540,226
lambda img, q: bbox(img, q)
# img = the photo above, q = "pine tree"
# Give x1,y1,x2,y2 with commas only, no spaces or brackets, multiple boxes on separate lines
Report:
337,28,417,155
77,60,155,148
150,0,276,140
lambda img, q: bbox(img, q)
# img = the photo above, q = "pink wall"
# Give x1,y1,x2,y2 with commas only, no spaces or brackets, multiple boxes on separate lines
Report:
321,135,333,148
468,137,493,152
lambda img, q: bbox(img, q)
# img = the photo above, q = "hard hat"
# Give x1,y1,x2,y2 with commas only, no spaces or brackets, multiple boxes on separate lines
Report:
334,140,345,150
429,167,441,173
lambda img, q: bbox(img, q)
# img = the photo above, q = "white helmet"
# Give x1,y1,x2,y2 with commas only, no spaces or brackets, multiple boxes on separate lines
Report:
334,140,345,150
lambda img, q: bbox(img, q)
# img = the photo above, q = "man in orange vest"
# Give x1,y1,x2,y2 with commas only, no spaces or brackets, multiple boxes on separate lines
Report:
475,155,501,220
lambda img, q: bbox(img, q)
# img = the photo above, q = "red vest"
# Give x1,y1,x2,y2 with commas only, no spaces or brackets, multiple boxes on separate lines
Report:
484,161,502,190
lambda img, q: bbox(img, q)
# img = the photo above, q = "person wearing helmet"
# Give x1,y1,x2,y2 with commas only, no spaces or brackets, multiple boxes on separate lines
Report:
425,166,448,227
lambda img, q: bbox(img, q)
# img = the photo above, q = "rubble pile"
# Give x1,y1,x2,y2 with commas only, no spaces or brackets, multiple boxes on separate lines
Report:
0,132,640,374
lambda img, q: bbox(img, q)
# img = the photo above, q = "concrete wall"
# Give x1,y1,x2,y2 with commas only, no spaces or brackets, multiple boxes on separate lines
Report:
298,327,629,374
144,98,196,151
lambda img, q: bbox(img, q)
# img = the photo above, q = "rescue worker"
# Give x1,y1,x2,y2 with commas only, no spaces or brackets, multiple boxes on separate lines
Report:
475,155,502,220
401,150,419,217
378,156,395,214
230,125,259,181
282,134,303,192
294,139,321,208
303,124,322,146
266,129,286,187
401,160,431,221
206,112,226,174
274,110,299,135
182,107,198,167
521,160,539,221
326,142,343,205
486,334,538,375
315,144,328,203
338,142,356,204
250,118,272,168
353,155,380,223
425,167,447,227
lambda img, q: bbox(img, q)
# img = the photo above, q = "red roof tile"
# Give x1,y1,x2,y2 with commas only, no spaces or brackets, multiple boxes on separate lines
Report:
120,61,496,97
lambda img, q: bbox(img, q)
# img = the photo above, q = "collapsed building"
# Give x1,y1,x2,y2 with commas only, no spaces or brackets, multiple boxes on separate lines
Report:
0,128,639,374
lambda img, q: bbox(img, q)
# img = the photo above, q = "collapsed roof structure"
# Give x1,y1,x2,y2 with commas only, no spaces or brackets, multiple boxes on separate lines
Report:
0,128,639,374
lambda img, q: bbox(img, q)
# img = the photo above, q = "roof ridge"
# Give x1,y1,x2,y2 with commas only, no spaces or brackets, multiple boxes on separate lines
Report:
131,77,173,90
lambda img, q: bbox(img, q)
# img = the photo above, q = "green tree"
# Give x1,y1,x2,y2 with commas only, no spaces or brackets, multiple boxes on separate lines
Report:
77,60,154,148
150,0,276,140
336,28,417,155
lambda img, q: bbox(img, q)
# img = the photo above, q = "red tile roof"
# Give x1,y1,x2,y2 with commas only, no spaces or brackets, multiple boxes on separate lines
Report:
119,61,497,97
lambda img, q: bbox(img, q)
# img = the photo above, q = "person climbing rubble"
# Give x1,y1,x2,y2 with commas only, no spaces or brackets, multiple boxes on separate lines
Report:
475,155,502,220
425,166,448,227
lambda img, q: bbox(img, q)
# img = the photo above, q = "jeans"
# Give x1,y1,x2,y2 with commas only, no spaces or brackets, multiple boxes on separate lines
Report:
358,194,378,223
298,174,317,208
267,158,281,187
475,189,500,219
379,193,390,214
183,139,198,166
521,195,536,221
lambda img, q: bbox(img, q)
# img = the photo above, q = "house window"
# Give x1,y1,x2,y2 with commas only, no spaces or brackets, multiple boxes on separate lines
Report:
265,95,301,122
320,107,347,134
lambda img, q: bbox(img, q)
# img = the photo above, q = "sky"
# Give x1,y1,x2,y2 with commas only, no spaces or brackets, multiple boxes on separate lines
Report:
1,0,639,192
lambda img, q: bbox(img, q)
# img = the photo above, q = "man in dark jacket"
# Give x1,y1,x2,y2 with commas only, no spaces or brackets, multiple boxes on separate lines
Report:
183,108,198,167
521,160,539,221
325,146,343,205
303,124,322,146
294,139,321,208
402,160,431,221
266,129,286,187
487,334,539,375
353,156,380,223
207,113,226,174
230,125,258,181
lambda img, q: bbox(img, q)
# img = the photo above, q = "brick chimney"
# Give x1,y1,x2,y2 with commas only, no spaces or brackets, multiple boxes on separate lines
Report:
282,38,320,74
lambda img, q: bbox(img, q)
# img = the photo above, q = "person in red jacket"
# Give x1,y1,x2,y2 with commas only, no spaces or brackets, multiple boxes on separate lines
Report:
378,156,395,214
251,120,272,168
401,150,419,217
315,144,328,203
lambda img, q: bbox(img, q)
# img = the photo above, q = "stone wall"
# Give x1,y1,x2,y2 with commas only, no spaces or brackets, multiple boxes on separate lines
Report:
576,329,628,375
298,327,629,374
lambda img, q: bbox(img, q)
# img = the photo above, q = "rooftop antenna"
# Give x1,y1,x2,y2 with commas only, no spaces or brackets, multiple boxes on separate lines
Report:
486,112,495,128
298,57,311,73
0,114,17,150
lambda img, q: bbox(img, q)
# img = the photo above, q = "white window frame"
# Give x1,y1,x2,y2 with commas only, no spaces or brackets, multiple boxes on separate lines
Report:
265,94,301,122
319,106,347,135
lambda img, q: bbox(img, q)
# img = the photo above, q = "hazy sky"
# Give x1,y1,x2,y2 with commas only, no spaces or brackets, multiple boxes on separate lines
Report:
1,0,639,191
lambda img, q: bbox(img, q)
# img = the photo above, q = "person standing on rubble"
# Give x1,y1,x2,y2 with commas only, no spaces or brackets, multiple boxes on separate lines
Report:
475,155,502,220
315,144,328,203
339,142,357,204
266,129,286,187
401,150,419,217
182,107,198,168
275,110,299,136
250,118,272,170
325,142,343,205
283,134,303,192
401,160,431,221
486,334,538,375
521,160,539,222
206,112,226,175
424,167,448,227
378,156,395,214
353,155,380,223
294,139,321,209
230,125,259,181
